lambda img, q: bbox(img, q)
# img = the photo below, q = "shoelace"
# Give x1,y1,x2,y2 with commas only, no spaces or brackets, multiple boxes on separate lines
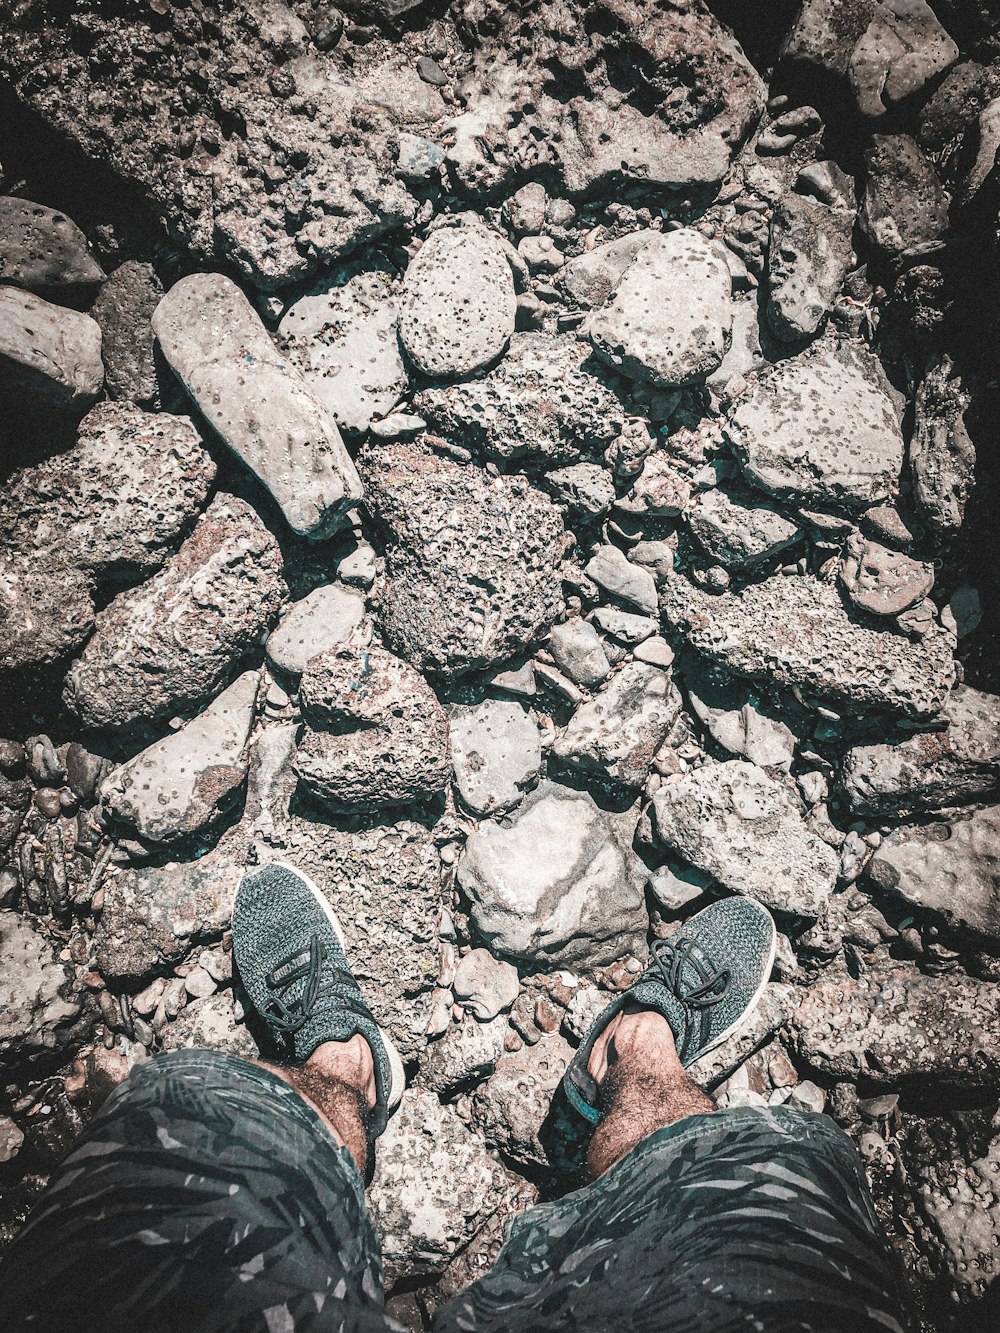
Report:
648,935,730,1009
263,937,323,1034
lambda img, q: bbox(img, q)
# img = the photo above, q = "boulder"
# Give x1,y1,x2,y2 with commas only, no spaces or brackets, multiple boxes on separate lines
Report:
0,196,105,294
686,487,799,570
0,286,103,418
90,260,164,404
0,910,86,1061
839,533,934,616
152,273,363,539
849,0,959,119
766,197,854,341
859,134,949,260
651,760,838,917
449,699,542,816
780,0,877,79
265,584,369,678
453,949,521,1022
64,494,285,731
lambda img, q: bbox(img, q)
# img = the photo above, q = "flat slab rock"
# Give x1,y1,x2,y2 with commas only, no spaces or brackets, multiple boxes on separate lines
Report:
0,286,103,416
651,760,838,918
359,441,567,679
265,584,369,678
686,486,799,570
152,273,363,539
660,571,955,718
729,345,904,510
766,196,854,341
449,698,542,816
63,494,285,731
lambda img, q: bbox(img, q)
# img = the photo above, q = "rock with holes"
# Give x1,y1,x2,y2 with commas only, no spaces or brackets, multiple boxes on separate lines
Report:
265,584,369,678
0,558,95,675
766,196,854,341
419,1015,509,1094
0,196,105,295
839,533,935,616
561,232,656,309
90,260,164,404
449,699,541,816
686,487,799,570
469,1032,575,1170
859,134,949,260
0,910,88,1061
915,1128,1000,1306
158,991,257,1059
849,0,959,119
910,356,976,536
100,672,260,844
0,286,103,419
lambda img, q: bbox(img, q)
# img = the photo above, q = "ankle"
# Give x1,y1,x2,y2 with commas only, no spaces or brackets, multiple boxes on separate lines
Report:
307,1034,377,1109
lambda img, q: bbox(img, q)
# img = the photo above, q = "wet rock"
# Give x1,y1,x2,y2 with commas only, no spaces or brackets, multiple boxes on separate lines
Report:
470,1032,574,1170
457,781,648,967
359,441,566,679
843,685,1000,819
453,950,521,1022
661,570,955,718
0,402,216,580
839,533,935,616
278,265,407,436
64,494,285,731
90,261,164,405
651,760,838,917
686,487,799,570
153,273,362,540
416,333,623,467
449,699,541,816
790,965,1000,1089
0,196,105,295
686,672,797,772
100,672,260,844
910,356,975,536
158,991,256,1059
0,909,85,1061
553,662,683,794
265,584,369,678
0,286,103,418
587,229,733,389
849,0,959,119
729,345,904,510
419,1015,509,1094
547,619,611,688
766,196,854,341
585,545,658,614
398,224,515,379
0,558,95,674
859,135,949,260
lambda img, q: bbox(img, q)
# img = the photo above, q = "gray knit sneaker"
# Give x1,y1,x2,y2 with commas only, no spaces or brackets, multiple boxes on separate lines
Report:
232,861,405,1139
564,896,777,1125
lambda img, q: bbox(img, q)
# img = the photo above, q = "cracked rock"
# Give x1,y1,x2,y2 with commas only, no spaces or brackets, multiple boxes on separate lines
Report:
686,486,799,570
849,0,959,119
839,533,935,616
449,699,542,816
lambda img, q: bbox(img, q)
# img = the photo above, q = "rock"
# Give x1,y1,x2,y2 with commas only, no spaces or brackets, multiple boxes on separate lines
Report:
94,861,243,982
419,1015,509,1094
687,984,795,1088
369,1089,515,1282
705,296,770,397
849,0,959,119
686,487,799,570
839,533,935,616
867,806,1000,941
651,761,838,917
766,197,854,341
561,231,655,309
686,672,797,772
295,645,451,811
158,991,256,1060
616,454,691,519
0,909,85,1060
585,545,658,615
589,609,657,647
780,0,877,79
359,441,567,679
586,229,733,389
338,540,378,591
398,225,515,379
449,699,541,816
916,1128,1000,1305
415,333,623,467
859,135,949,260
0,1116,24,1162
0,196,104,294
265,584,369,678
0,286,103,418
729,345,904,510
790,965,1000,1089
64,494,285,731
0,558,95,674
278,265,407,436
910,356,975,536
504,182,547,235
0,402,216,580
152,273,363,540
545,463,617,518
457,781,648,967
453,949,521,1022
100,672,260,844
90,261,164,404
553,662,682,794
469,1032,574,1169
547,620,611,688
634,636,676,669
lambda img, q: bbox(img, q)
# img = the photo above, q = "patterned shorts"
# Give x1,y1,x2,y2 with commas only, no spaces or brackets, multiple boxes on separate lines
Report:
0,1050,916,1333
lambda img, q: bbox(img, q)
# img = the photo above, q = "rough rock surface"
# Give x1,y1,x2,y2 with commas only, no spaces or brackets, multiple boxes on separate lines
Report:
0,286,103,418
90,261,164,405
839,533,935,616
916,1129,1000,1305
849,0,959,118
265,584,369,678
910,356,976,536
449,700,541,816
0,559,95,675
766,197,854,341
469,1033,575,1170
859,134,949,260
0,196,105,295
419,1016,509,1095
660,571,955,718
458,782,647,967
153,273,363,539
547,619,612,687
360,442,566,678
0,910,85,1061
64,495,285,730
686,487,799,569
652,761,838,917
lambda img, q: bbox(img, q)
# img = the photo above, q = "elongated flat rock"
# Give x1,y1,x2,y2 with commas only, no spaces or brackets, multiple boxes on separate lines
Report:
0,286,103,416
152,273,363,539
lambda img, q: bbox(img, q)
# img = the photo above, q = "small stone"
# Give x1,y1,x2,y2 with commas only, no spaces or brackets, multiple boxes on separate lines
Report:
0,287,103,418
453,949,520,1021
504,183,547,236
183,966,216,1000
585,545,658,614
449,699,542,816
90,261,164,404
266,584,368,677
0,196,105,294
546,463,616,518
839,533,934,616
547,620,611,688
0,1115,25,1162
518,234,564,273
633,636,675,668
767,196,854,341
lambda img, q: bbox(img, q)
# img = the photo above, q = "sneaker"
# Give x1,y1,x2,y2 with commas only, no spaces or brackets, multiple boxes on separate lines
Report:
232,861,405,1139
563,896,777,1126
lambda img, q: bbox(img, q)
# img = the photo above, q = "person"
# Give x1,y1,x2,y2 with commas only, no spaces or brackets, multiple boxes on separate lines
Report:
0,862,916,1332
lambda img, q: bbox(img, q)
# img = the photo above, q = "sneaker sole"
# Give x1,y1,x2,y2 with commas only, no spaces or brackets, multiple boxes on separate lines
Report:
689,897,778,1063
266,860,406,1115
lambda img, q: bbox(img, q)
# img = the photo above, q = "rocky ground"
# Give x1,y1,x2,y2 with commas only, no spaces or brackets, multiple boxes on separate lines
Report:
0,0,999,1326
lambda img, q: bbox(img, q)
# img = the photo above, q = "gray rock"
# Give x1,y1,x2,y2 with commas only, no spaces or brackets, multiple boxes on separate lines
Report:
729,345,904,510
843,685,1000,819
686,673,797,772
859,134,949,260
0,286,103,417
547,620,611,688
545,463,617,518
687,487,799,570
766,197,854,341
780,0,877,79
470,1032,575,1169
152,273,363,540
449,699,541,816
0,402,216,580
588,608,657,647
64,494,285,731
706,296,769,397
660,571,955,719
0,1116,24,1162
158,991,256,1060
100,672,260,844
398,225,516,379
416,333,623,467
849,0,959,119
419,1015,509,1094
458,781,648,967
0,558,95,674
910,356,975,536
295,645,451,811
553,662,682,794
359,441,567,679
585,545,658,615
916,1128,1000,1305
839,533,934,616
587,229,733,389
90,260,164,404
0,196,104,294
634,636,676,669
651,761,838,917
504,182,548,235
338,540,378,591
867,805,1000,941
616,454,691,519
453,949,520,1022
278,266,407,436
687,984,795,1088
266,584,369,678
0,909,85,1061
561,231,656,309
